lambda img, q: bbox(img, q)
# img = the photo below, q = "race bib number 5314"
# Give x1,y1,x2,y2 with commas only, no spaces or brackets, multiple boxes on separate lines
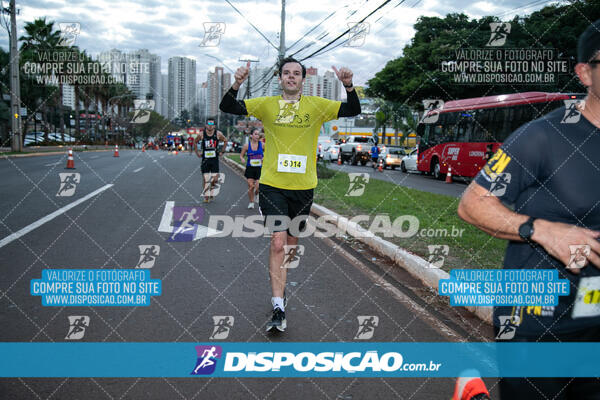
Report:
277,154,307,174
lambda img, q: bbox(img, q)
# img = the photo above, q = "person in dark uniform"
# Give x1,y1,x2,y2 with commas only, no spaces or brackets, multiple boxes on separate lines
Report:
240,128,264,209
458,19,600,400
195,118,227,202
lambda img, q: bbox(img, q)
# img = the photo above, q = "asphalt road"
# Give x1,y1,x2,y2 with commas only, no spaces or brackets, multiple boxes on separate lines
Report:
0,150,495,399
324,159,469,198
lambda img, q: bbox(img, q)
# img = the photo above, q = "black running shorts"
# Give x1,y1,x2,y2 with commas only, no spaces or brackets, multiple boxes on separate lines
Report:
258,183,314,236
244,166,261,180
201,158,219,174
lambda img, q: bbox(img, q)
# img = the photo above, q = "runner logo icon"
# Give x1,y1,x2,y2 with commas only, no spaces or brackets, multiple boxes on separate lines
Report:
65,315,89,340
131,100,154,124
56,173,80,197
282,245,305,269
561,100,583,124
420,100,444,124
486,23,511,47
346,22,370,47
136,245,160,268
168,206,204,242
354,316,379,340
487,172,511,197
210,316,234,340
427,245,449,268
58,22,80,47
191,345,222,375
567,245,591,269
346,173,369,197
199,22,226,47
495,315,520,340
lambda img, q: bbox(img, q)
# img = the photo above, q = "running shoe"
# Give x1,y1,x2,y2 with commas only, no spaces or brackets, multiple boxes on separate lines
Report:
452,374,490,400
266,307,286,332
248,202,254,209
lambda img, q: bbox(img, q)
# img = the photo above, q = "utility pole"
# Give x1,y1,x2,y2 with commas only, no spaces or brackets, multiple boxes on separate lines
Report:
9,0,21,152
238,58,259,138
279,0,286,63
237,58,259,99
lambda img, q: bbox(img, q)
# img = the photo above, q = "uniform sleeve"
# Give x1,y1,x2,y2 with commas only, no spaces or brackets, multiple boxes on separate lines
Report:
474,122,547,204
309,97,341,124
244,97,269,120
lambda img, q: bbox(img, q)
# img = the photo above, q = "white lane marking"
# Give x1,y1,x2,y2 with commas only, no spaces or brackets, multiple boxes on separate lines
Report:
0,184,114,249
44,162,61,167
319,234,464,342
90,156,99,159
133,167,144,173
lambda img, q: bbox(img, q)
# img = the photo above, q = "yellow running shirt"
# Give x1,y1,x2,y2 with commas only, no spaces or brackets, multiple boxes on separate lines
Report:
244,95,341,190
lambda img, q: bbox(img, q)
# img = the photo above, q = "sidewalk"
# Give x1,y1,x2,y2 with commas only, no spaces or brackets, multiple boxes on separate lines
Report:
1,145,120,158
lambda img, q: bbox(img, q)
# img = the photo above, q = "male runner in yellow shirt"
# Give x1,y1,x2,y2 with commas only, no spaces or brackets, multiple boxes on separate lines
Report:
220,57,361,331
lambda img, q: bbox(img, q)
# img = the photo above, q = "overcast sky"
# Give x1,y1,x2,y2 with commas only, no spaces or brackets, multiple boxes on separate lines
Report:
1,0,564,87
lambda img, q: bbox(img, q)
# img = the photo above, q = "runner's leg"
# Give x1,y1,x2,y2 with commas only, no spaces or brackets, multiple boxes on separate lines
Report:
202,172,211,201
269,230,288,298
247,178,255,202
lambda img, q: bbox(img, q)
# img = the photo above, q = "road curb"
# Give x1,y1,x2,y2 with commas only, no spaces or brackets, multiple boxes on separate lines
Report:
222,156,493,325
1,148,114,159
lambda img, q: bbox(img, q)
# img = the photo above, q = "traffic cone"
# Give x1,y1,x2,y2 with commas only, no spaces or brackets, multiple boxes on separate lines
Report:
337,154,342,165
445,166,453,183
65,148,75,169
114,145,119,157
378,158,383,172
142,146,145,152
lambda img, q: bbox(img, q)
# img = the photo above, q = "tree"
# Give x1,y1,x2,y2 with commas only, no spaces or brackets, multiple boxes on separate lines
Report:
366,0,600,106
19,17,62,141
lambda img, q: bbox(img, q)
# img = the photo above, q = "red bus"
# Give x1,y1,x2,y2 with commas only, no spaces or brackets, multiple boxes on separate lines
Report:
416,92,584,179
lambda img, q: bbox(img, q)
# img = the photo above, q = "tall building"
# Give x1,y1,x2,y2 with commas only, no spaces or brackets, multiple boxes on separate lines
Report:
323,71,341,101
98,49,161,105
206,66,231,120
302,67,323,97
62,84,76,110
168,56,197,121
160,74,168,118
248,66,280,97
197,82,208,122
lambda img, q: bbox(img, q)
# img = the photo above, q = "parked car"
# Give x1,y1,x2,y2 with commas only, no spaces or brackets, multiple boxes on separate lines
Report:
339,136,376,165
23,132,46,146
48,132,76,143
323,144,340,162
317,136,334,160
377,146,406,169
401,148,418,172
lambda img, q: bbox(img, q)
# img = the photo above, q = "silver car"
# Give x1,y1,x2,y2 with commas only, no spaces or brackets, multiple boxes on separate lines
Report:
323,144,340,162
401,149,418,173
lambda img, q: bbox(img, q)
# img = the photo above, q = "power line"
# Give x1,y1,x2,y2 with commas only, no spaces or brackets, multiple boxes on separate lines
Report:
287,0,368,58
298,0,396,61
223,0,279,50
286,10,337,53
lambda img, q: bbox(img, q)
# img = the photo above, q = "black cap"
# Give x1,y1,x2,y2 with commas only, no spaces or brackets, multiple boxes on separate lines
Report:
578,19,600,63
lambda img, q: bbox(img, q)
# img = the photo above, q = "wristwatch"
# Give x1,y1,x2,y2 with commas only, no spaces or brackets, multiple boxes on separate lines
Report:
518,217,536,241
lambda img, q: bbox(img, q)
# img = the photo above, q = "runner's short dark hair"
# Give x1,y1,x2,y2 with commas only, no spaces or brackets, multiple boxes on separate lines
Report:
206,117,216,124
278,57,306,78
578,19,600,64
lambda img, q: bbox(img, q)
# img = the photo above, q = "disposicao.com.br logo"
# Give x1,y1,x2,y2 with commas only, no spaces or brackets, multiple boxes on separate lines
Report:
194,349,441,375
